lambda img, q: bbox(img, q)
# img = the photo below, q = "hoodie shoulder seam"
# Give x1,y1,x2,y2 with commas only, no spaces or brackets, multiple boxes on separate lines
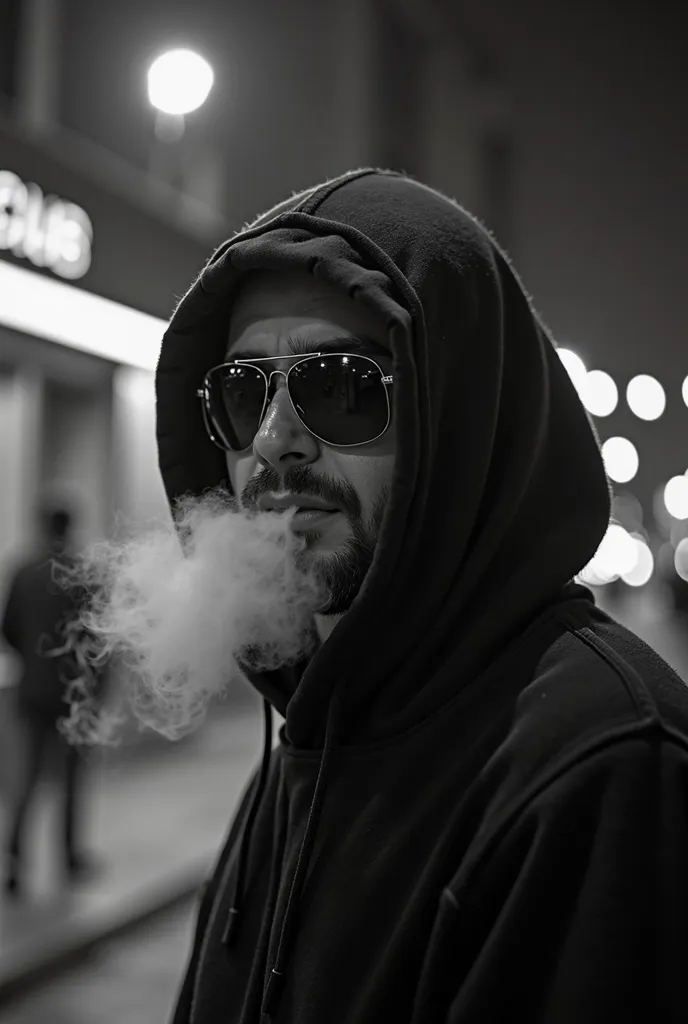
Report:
553,612,663,726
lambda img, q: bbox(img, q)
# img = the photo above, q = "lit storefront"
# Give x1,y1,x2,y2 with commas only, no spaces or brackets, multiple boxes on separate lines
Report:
0,120,218,682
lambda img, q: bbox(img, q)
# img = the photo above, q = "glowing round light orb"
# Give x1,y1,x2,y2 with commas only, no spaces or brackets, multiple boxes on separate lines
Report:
601,436,639,484
621,537,654,587
676,539,688,582
577,564,611,588
664,476,688,520
556,348,587,395
582,370,618,417
682,376,688,410
626,374,666,421
147,49,214,115
581,524,638,586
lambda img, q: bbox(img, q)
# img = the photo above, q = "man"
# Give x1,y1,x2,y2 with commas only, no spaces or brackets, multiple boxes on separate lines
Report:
78,168,688,1020
1,505,97,896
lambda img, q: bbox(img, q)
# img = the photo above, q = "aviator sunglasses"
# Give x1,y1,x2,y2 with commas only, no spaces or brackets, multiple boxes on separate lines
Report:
197,351,394,452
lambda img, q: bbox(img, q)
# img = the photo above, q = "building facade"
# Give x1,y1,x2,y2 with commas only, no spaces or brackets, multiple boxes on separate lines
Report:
0,117,226,687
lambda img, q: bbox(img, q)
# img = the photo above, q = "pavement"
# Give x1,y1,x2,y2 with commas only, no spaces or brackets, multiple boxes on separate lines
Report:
0,696,269,1008
0,901,198,1024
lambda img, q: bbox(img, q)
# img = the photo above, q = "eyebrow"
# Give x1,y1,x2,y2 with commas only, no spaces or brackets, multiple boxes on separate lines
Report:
226,333,390,363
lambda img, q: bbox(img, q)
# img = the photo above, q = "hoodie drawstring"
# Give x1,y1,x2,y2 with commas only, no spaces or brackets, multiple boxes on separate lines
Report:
223,698,275,947
260,679,343,1021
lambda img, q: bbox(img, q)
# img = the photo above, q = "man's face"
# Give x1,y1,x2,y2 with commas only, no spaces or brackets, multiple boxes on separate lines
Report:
225,269,396,615
59,273,395,742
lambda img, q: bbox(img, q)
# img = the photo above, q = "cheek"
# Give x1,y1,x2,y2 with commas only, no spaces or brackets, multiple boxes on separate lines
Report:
225,453,255,497
331,452,396,514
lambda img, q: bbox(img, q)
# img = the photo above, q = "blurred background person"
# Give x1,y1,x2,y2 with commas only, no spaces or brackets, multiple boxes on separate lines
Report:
1,502,100,899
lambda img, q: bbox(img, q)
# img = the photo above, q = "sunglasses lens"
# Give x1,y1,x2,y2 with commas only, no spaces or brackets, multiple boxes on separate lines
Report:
206,364,266,451
203,354,390,452
289,354,390,445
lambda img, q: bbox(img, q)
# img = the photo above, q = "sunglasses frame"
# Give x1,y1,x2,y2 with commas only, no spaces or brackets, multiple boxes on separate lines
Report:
197,351,394,452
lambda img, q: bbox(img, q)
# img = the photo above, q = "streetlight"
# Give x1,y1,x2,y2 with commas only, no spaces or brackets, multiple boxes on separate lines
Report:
147,49,214,118
146,48,215,187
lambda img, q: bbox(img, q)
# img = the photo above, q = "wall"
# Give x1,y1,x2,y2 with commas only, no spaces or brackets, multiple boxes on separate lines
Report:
39,375,113,547
0,362,42,567
58,0,484,234
458,0,688,521
0,360,42,688
112,365,169,528
0,119,218,319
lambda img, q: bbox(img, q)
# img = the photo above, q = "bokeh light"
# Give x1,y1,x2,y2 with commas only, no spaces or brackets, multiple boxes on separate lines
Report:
664,476,688,520
626,374,666,421
580,523,638,586
621,536,654,587
582,370,618,417
556,348,587,395
601,436,639,483
596,524,639,578
676,539,688,582
147,50,214,116
682,376,688,410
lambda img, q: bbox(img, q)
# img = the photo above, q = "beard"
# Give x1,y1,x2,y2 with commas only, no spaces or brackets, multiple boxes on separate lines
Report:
304,514,379,615
240,464,388,617
56,479,386,744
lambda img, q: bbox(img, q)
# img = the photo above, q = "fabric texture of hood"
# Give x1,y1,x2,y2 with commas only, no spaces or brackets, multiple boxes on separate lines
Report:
157,167,611,751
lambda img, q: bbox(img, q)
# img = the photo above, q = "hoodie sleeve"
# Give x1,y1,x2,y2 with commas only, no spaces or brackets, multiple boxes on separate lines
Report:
433,734,688,1023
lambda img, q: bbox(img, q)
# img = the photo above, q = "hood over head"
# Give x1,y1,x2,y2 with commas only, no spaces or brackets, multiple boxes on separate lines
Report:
156,168,611,751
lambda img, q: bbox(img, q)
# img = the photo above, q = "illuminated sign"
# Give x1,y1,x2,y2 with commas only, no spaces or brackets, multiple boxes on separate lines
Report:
0,260,163,370
0,169,93,280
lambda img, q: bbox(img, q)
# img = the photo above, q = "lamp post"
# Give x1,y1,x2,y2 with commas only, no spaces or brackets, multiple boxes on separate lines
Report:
146,49,214,189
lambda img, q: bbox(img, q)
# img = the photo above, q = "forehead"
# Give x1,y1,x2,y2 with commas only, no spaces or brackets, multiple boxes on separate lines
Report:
227,269,389,355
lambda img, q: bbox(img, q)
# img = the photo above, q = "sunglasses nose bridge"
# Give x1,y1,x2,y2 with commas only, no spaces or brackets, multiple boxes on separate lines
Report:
261,369,291,424
265,367,288,398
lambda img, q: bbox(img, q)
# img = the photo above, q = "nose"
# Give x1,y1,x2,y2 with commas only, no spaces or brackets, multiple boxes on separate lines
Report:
253,379,320,470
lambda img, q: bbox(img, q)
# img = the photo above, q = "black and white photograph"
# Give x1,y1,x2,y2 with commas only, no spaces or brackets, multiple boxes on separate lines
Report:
0,1,687,1021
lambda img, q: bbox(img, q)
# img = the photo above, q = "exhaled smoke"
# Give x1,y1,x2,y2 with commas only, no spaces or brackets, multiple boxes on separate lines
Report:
55,489,329,743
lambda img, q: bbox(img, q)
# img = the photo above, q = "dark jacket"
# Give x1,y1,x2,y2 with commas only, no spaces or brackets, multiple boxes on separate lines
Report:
156,169,688,1022
1,549,80,721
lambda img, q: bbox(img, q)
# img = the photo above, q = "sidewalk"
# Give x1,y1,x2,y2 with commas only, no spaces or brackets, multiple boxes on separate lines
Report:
0,700,267,1004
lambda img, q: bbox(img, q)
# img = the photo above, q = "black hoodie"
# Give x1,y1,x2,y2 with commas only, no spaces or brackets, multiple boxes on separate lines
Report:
157,170,688,1023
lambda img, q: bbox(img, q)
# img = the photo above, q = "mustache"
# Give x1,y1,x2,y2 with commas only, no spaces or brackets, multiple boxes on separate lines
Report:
241,465,362,520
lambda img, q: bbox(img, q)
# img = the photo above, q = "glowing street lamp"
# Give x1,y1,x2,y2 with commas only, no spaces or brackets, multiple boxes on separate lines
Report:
145,48,215,186
579,523,639,586
147,49,214,116
626,374,666,421
664,476,688,521
601,436,639,484
582,370,618,417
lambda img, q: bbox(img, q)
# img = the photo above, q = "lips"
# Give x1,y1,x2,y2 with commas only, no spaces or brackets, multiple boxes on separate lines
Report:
266,504,335,515
257,493,339,514
291,509,340,530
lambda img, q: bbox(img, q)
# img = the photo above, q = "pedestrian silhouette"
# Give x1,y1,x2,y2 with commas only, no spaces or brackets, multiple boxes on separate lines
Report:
1,503,100,898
